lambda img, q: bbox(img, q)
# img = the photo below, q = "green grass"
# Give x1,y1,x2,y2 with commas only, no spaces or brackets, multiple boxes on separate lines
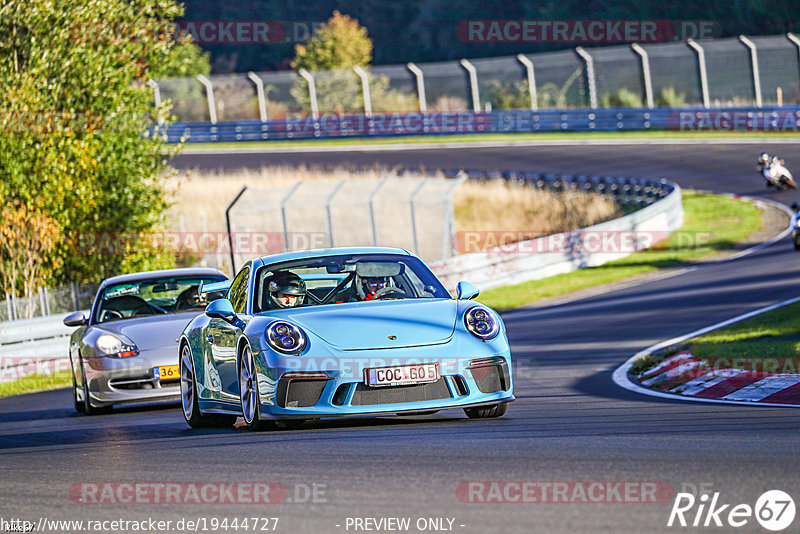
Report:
181,129,800,150
633,299,800,378
690,301,800,344
0,371,72,398
477,190,762,310
682,301,800,371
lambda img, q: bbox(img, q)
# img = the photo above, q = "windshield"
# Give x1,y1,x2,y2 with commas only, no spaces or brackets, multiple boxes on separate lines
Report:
94,276,226,323
253,254,449,312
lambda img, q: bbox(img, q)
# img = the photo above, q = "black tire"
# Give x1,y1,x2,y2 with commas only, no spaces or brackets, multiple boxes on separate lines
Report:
239,345,269,430
81,361,111,415
464,402,509,419
783,176,798,190
180,344,236,429
71,360,85,413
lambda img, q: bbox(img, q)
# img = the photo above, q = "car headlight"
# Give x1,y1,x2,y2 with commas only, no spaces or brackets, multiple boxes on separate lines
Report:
266,321,307,354
465,306,500,340
96,334,138,358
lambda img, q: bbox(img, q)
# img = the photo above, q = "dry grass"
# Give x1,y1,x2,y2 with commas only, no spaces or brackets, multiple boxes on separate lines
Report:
165,166,390,231
166,166,620,251
453,181,619,249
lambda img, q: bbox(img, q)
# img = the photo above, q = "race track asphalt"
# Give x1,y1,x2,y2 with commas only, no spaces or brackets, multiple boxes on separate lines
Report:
2,141,800,534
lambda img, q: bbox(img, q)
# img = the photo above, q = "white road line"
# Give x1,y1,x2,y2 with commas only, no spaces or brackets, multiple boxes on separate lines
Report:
722,375,800,402
178,138,800,155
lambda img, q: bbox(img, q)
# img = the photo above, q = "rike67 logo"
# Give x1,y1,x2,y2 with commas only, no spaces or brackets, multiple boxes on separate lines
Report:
668,490,795,531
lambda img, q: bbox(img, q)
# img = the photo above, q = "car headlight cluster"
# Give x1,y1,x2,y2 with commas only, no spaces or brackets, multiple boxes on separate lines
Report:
96,334,138,358
266,321,307,354
465,306,500,340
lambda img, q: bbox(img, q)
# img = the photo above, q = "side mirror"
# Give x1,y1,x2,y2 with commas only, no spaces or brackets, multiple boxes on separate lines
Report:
205,298,236,322
456,281,480,300
63,312,88,327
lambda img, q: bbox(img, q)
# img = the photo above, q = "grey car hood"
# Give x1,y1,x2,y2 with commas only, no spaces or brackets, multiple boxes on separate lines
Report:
94,312,201,351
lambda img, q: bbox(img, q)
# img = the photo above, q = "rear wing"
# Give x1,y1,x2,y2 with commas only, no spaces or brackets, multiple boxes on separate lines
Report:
199,279,232,295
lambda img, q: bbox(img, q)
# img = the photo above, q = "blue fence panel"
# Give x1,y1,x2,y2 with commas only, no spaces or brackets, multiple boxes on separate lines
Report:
164,106,800,143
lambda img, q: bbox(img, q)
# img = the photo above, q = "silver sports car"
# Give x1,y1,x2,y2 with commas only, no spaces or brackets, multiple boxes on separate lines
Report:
63,268,227,414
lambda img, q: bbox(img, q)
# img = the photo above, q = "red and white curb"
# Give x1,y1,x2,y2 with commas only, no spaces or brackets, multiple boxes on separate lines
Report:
612,295,800,408
634,351,800,404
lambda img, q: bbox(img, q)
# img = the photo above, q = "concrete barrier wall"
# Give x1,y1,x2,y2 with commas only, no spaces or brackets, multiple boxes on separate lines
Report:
430,176,682,291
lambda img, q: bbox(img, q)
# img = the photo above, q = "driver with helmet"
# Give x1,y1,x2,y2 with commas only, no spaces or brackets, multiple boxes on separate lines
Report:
358,275,390,301
265,271,306,309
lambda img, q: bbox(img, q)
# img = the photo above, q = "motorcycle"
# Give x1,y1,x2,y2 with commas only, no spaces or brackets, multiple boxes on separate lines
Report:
758,155,797,190
791,203,800,251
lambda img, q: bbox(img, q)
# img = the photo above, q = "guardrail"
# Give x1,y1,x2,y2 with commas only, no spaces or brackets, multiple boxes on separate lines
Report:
429,171,682,291
164,105,800,143
0,312,88,382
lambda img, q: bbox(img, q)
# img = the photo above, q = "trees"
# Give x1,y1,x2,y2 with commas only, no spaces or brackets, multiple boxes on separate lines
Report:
0,0,208,297
290,11,417,113
292,11,372,72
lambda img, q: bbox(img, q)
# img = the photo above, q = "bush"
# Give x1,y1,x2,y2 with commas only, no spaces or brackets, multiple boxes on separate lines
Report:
0,0,207,291
655,87,687,107
600,88,643,108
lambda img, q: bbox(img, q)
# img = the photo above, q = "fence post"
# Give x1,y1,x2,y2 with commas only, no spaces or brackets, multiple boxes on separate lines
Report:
298,69,319,120
516,54,538,111
442,173,468,260
630,43,654,109
459,59,480,112
196,75,218,124
247,72,269,122
42,286,50,316
408,180,427,255
5,292,14,321
369,178,389,246
279,182,303,252
352,66,372,117
38,287,46,317
574,47,597,109
786,33,800,93
325,181,346,248
738,36,762,107
687,39,710,108
70,281,80,311
407,62,427,113
146,80,164,128
225,186,248,274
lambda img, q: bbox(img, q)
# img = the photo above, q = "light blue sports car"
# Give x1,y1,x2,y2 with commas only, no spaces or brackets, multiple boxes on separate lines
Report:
179,247,513,429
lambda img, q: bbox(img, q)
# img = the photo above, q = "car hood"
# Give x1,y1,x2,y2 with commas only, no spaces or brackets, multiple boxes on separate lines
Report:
94,312,200,351
276,299,458,350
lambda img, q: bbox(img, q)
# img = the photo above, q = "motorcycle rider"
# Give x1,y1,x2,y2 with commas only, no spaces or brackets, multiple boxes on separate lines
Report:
758,152,785,170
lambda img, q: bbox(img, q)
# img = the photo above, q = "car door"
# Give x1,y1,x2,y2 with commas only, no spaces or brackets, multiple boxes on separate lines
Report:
208,265,250,402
